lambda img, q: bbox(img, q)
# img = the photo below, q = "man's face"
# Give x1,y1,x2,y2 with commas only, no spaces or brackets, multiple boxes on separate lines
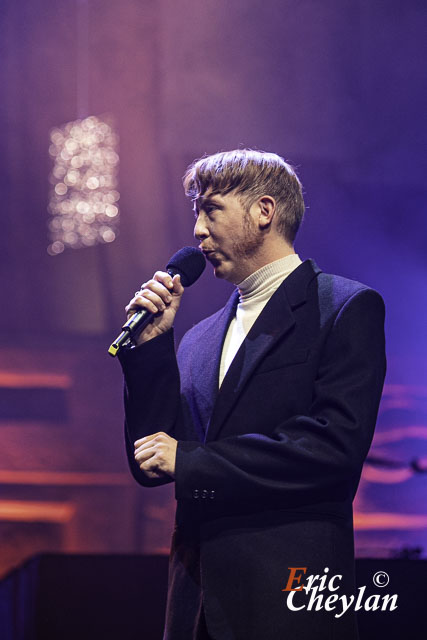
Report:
193,190,264,284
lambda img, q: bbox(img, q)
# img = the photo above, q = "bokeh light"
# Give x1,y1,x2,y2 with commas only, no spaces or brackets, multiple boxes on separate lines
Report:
47,116,119,255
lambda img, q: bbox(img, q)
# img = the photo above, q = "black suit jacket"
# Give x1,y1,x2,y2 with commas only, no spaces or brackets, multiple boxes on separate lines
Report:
120,260,386,640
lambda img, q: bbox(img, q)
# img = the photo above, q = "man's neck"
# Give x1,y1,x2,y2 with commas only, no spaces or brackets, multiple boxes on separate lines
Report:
237,254,302,296
233,242,296,285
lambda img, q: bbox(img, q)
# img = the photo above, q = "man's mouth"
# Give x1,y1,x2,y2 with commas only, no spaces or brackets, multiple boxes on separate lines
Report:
202,250,221,265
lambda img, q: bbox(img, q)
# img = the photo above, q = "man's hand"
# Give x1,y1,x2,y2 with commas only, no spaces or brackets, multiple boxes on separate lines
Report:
134,432,178,479
125,271,184,346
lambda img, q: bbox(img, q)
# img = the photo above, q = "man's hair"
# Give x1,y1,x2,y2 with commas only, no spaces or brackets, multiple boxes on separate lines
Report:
183,149,305,244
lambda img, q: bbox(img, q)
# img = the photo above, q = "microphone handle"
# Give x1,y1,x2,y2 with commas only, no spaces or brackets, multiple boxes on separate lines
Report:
107,267,177,358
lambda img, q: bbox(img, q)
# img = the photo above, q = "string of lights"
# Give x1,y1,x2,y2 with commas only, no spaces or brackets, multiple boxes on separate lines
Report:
47,115,120,255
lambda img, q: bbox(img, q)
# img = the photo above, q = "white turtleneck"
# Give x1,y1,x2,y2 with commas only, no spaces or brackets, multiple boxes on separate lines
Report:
219,254,302,386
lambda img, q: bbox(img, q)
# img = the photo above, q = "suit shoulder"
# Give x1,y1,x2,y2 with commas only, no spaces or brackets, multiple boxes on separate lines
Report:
316,271,384,306
313,272,385,327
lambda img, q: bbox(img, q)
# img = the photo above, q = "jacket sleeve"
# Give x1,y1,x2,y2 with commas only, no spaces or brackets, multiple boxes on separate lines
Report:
119,329,181,487
174,288,386,507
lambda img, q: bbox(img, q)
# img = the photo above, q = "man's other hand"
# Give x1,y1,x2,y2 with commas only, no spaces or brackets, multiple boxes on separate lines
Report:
134,432,178,479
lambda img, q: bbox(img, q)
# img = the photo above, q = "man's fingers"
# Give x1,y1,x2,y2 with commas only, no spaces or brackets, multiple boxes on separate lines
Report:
152,271,183,295
140,279,174,305
133,432,176,479
125,275,181,319
152,272,184,298
139,289,167,312
135,445,164,477
134,444,156,463
134,440,160,457
134,433,169,461
125,294,155,317
136,451,163,479
169,274,183,296
153,271,174,289
134,432,166,448
125,290,167,317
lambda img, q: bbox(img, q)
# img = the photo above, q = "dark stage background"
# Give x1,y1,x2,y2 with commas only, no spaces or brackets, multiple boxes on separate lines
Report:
0,0,426,615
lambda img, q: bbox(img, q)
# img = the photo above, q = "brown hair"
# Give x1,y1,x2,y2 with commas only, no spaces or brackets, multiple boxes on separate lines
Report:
183,149,305,244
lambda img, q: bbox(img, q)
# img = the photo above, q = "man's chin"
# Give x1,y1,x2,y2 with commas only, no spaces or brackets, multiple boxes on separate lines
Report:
213,263,239,283
212,264,226,279
207,255,225,278
210,262,230,281
208,257,237,282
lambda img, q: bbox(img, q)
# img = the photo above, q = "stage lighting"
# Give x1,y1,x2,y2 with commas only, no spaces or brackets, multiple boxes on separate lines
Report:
47,116,119,255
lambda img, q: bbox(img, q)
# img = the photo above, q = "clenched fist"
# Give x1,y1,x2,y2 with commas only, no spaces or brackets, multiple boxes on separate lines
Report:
134,432,178,479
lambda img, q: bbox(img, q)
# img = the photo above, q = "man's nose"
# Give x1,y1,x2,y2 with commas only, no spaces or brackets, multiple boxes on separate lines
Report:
194,215,209,240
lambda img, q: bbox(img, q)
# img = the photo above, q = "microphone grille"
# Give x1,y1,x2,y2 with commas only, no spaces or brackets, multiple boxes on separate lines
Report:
166,246,206,287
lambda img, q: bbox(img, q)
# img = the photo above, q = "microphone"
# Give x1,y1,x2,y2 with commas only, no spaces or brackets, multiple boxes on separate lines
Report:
108,246,206,357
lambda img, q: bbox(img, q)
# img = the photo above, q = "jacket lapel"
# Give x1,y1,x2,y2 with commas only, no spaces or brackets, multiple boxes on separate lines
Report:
187,289,239,437
205,259,321,442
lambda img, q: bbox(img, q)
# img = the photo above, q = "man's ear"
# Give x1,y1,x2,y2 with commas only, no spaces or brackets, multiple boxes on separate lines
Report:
257,196,276,229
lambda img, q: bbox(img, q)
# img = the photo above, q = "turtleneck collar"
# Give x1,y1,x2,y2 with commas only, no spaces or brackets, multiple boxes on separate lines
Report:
237,254,302,301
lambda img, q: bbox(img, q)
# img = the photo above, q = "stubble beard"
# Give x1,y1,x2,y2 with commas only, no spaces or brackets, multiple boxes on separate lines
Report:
232,210,264,261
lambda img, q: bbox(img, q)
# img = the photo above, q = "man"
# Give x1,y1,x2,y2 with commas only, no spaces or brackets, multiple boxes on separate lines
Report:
119,150,386,639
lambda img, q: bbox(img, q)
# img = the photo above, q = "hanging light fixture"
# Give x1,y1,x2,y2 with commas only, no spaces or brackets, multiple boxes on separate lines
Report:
47,116,120,255
47,0,120,255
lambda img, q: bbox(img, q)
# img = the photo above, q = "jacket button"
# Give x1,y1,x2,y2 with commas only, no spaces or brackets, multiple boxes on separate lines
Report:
210,490,215,499
193,489,199,499
201,489,208,499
